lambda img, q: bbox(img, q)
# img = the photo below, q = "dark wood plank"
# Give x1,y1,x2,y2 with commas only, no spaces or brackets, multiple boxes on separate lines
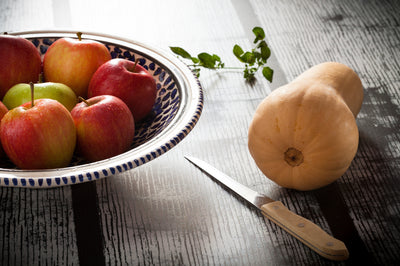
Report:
71,181,105,265
0,187,78,265
92,25,297,266
0,0,399,265
250,0,400,264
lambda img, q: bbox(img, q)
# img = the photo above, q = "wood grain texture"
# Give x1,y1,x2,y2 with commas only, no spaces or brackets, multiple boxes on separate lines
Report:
90,1,297,262
0,187,78,265
0,0,53,32
0,0,399,265
250,0,400,264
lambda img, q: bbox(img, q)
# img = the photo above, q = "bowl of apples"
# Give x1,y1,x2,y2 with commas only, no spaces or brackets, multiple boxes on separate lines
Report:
0,30,203,188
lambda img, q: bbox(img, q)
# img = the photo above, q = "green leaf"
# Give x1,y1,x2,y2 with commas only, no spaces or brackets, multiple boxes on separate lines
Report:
253,51,262,60
241,52,255,65
262,66,274,82
259,41,271,61
191,57,200,64
243,67,250,80
233,44,244,60
212,54,222,64
252,27,265,43
170,46,192,59
198,52,217,69
213,54,224,68
170,26,273,83
193,68,201,77
244,67,257,81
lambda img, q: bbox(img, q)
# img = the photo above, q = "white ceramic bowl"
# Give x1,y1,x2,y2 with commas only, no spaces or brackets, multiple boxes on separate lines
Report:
0,30,203,188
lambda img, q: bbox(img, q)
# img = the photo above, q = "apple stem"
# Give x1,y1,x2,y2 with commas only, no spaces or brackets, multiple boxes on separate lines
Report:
78,96,91,106
77,32,82,41
29,82,34,108
131,58,140,73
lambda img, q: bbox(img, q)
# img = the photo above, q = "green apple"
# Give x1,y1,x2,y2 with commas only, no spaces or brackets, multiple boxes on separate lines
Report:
3,82,78,111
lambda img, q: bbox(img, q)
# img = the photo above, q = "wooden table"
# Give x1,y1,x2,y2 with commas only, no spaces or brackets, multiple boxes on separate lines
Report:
1,0,399,265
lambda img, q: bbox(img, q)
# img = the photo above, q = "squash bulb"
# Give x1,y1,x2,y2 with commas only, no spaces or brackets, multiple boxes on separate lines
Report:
248,63,361,191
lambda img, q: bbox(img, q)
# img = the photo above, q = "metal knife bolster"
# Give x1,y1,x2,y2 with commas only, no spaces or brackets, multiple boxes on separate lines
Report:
252,193,275,209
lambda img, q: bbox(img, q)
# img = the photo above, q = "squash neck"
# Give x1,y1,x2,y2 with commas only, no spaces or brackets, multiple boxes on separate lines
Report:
284,147,304,167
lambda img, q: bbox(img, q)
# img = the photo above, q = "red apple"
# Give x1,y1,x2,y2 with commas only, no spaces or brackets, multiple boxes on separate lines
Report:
0,101,8,120
43,32,111,97
71,95,135,162
0,101,9,158
0,34,42,98
88,58,157,121
0,98,76,169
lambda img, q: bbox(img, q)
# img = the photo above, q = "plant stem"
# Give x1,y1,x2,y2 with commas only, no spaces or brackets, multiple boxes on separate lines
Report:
78,96,91,106
132,58,140,72
221,67,243,70
29,82,34,108
76,32,82,41
186,64,242,70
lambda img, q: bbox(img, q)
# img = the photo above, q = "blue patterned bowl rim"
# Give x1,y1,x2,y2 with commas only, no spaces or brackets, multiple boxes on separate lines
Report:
0,30,203,188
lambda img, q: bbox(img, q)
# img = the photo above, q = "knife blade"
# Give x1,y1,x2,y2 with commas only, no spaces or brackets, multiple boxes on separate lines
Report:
185,155,349,261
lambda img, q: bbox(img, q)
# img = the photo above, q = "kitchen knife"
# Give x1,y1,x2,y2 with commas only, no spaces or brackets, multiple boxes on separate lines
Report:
185,155,349,261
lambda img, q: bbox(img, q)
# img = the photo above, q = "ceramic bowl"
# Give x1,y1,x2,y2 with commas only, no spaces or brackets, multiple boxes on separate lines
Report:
0,30,203,188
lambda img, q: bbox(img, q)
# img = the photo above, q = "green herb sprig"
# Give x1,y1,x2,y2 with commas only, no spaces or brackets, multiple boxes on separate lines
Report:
169,47,224,78
233,27,273,82
169,27,273,83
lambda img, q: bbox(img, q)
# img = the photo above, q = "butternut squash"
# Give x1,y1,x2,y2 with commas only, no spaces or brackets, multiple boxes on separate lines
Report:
293,62,363,117
248,62,362,191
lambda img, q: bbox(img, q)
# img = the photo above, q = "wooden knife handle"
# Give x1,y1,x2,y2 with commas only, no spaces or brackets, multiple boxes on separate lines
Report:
261,201,349,261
